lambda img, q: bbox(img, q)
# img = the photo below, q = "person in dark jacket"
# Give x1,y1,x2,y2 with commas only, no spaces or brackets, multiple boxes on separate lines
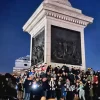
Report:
93,81,99,100
55,77,62,100
30,78,42,100
97,83,100,99
24,77,32,100
62,72,67,82
48,77,56,99
69,73,75,84
46,65,52,73
53,67,58,74
84,81,90,100
41,77,50,99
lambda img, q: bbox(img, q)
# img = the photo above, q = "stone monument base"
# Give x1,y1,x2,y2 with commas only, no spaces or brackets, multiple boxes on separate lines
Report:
23,0,93,71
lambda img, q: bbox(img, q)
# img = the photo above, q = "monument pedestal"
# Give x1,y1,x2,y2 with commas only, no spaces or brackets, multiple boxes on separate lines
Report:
23,0,93,70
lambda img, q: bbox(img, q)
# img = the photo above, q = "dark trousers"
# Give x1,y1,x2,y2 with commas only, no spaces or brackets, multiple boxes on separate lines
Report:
85,94,89,100
56,89,61,100
93,94,98,100
24,93,30,100
31,95,41,100
67,91,74,100
48,90,55,99
43,90,47,97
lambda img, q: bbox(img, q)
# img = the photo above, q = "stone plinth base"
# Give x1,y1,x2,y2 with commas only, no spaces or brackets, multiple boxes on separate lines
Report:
23,0,93,71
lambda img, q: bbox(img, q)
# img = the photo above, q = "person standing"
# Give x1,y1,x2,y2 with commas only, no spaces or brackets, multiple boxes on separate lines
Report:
49,77,56,99
93,81,99,100
17,79,23,100
61,83,67,100
78,81,85,100
23,74,27,99
89,83,94,100
55,77,62,100
24,77,32,100
42,77,50,98
67,84,75,100
84,81,90,100
74,82,79,100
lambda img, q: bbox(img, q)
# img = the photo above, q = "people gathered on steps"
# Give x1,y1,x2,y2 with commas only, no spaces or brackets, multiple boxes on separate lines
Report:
14,65,100,100
0,65,100,100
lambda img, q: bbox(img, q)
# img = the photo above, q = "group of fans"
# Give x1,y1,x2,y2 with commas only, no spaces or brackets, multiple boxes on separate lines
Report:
15,64,100,100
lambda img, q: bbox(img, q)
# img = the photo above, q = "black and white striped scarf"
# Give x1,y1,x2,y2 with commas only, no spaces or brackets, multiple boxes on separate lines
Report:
49,80,55,90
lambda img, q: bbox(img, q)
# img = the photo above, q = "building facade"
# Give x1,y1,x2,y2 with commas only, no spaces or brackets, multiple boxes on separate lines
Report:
13,55,31,72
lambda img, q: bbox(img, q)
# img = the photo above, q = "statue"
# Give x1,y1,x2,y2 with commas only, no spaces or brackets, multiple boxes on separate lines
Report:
44,0,72,7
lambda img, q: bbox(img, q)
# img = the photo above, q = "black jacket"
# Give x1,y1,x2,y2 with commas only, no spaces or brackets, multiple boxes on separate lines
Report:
42,80,50,91
24,79,32,93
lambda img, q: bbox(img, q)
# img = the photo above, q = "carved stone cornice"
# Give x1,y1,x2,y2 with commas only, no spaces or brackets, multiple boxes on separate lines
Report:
43,3,93,24
45,11,89,26
23,1,94,33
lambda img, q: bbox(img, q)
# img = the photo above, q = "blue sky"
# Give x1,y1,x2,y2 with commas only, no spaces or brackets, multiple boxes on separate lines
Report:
0,0,100,72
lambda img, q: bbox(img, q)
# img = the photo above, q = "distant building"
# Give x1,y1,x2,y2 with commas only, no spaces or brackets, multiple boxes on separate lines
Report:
13,55,31,72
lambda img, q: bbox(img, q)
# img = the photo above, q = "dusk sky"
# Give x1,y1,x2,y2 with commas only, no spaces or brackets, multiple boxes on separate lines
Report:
0,0,100,73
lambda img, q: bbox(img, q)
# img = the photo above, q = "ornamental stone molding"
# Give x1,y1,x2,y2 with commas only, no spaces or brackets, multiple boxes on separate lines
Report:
46,11,88,26
23,0,94,34
43,3,93,23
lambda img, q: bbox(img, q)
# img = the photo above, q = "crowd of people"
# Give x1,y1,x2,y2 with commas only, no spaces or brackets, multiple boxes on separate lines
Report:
15,64,100,100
